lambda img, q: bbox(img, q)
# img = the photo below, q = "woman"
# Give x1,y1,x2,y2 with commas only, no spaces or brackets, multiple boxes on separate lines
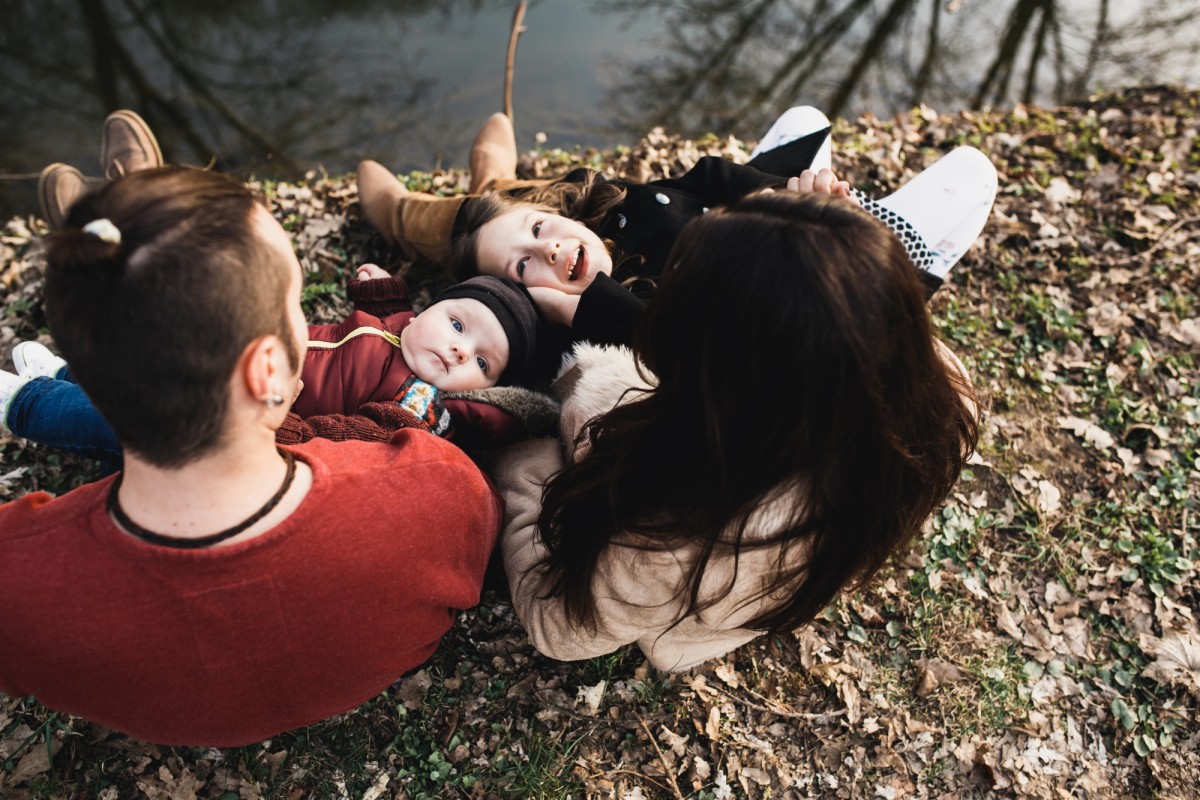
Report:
491,191,980,672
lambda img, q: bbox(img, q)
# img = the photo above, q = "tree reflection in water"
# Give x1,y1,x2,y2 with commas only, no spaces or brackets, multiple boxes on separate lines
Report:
0,0,485,178
596,0,1200,140
1,0,1198,218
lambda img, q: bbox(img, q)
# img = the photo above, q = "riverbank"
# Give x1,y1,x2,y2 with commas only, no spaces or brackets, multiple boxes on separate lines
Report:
1,85,1197,799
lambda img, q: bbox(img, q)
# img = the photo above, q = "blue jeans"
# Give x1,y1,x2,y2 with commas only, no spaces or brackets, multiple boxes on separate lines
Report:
5,372,122,471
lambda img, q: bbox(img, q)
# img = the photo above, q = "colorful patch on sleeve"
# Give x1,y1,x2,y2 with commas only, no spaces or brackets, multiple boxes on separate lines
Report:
394,375,452,437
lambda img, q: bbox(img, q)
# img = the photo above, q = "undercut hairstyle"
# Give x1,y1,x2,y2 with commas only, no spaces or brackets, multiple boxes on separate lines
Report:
535,192,980,636
44,166,299,468
449,170,629,279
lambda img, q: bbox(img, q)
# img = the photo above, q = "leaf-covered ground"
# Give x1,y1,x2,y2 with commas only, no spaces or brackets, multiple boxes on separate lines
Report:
1,85,1198,799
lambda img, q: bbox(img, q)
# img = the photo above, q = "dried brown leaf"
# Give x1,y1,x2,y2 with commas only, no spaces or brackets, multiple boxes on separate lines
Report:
8,737,62,786
1140,630,1200,696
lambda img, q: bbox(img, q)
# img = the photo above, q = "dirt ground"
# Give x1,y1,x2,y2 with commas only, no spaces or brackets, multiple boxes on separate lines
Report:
1,85,1198,799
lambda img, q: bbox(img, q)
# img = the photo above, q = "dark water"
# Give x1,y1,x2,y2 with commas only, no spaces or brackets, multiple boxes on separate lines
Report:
2,0,1198,219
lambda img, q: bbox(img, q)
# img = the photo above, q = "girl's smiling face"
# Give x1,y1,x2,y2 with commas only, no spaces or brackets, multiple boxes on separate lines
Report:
474,209,613,294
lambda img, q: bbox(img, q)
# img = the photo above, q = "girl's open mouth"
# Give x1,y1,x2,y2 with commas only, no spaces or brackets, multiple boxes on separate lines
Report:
566,245,588,282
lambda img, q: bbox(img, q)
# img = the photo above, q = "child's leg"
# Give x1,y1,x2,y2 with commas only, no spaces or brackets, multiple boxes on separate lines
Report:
469,113,518,194
357,160,468,265
395,193,469,266
854,147,998,291
750,106,833,170
872,147,997,279
4,376,123,463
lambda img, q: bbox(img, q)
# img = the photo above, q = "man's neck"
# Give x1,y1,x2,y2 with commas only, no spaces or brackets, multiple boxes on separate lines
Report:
113,431,312,546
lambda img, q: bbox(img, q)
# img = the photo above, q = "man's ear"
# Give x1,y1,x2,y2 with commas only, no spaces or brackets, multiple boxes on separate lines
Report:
239,334,288,403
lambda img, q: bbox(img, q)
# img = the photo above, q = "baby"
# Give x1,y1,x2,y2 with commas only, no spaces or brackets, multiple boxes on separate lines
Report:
0,271,545,461
297,267,543,418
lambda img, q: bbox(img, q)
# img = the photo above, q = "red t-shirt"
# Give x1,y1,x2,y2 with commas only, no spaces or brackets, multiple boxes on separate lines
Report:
0,435,502,746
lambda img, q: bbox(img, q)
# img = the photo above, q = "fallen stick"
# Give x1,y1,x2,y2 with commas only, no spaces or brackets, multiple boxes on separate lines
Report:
504,1,528,120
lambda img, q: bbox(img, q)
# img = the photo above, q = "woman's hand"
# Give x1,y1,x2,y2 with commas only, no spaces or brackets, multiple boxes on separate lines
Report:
355,263,390,281
787,169,858,205
527,286,582,327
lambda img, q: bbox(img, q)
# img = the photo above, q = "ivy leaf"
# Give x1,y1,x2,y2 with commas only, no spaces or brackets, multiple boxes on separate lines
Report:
1111,698,1137,731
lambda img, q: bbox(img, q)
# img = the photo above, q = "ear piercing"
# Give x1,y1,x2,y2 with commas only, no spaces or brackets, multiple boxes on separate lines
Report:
264,393,286,408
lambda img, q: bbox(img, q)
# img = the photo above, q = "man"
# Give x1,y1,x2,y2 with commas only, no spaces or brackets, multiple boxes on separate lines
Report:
0,164,502,746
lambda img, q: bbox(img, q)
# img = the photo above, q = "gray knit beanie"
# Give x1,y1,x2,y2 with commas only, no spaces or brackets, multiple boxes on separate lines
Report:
433,276,541,385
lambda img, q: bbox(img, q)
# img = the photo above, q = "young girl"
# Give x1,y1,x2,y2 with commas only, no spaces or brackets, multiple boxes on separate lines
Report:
490,191,980,671
358,108,998,346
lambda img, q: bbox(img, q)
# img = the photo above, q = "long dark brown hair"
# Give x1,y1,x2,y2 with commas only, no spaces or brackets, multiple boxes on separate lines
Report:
449,171,628,279
535,192,979,635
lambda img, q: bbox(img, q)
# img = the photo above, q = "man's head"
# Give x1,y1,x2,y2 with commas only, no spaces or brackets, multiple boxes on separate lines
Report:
44,166,305,467
400,276,541,392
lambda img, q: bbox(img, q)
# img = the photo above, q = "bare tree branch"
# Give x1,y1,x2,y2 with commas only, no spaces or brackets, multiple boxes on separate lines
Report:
827,0,919,116
973,0,1047,108
504,1,527,120
909,0,943,106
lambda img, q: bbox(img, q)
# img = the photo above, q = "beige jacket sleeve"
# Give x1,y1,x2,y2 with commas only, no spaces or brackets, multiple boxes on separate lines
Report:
494,344,692,662
493,438,690,662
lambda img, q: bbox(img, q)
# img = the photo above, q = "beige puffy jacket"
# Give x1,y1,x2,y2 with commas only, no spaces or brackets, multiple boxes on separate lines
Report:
492,343,813,672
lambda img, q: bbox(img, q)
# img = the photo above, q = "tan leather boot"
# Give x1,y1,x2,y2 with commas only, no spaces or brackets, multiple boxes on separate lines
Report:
358,160,466,265
357,160,407,245
101,110,163,180
468,112,518,194
396,192,467,266
38,163,89,230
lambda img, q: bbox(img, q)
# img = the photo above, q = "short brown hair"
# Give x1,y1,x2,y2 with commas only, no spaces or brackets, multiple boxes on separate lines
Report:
44,166,298,467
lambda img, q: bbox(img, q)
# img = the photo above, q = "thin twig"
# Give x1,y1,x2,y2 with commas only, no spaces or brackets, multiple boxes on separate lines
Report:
1136,216,1200,264
503,1,528,120
636,716,686,800
593,768,678,797
708,683,847,722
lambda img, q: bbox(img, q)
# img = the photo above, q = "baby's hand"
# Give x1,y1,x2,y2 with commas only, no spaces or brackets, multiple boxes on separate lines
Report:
355,263,390,281
527,286,582,327
787,169,858,205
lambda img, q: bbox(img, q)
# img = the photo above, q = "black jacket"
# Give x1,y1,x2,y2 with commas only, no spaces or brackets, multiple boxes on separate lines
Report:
567,126,830,348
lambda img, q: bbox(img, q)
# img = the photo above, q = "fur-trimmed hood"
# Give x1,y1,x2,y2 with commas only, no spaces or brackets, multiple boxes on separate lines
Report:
552,342,655,460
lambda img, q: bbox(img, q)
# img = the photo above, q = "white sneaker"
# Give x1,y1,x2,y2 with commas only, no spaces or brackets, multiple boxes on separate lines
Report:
751,106,833,170
12,341,67,380
1,369,29,429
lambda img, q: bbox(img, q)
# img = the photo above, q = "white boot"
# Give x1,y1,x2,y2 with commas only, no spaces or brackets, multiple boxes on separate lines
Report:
751,106,833,170
856,147,998,280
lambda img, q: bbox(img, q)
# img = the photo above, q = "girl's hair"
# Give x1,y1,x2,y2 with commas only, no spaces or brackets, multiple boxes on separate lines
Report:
44,166,298,468
449,170,628,279
535,192,979,635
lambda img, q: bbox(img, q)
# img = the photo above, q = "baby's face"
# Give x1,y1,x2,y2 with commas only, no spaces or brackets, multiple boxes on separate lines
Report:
475,208,613,295
401,298,509,392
